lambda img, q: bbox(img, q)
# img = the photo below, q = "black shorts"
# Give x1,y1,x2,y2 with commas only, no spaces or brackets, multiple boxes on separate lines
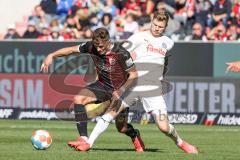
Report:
86,81,113,102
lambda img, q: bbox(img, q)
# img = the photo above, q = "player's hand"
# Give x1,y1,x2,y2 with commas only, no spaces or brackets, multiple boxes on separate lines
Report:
226,61,240,73
40,54,53,73
109,90,123,112
112,90,122,99
109,97,122,112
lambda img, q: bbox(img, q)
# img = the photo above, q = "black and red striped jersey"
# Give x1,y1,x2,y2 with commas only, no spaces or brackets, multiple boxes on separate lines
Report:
78,41,134,91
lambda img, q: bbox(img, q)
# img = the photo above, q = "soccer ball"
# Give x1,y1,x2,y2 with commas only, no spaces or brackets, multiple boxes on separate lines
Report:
31,130,52,150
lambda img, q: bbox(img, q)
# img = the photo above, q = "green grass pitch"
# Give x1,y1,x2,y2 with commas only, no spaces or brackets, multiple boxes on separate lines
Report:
0,120,239,160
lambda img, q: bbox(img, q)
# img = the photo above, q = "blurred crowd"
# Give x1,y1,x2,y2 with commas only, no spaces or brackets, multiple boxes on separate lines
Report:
4,0,240,41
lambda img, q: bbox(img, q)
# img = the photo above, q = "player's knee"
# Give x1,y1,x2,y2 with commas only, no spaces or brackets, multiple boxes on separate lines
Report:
116,125,127,133
115,120,128,133
73,95,87,104
159,125,170,134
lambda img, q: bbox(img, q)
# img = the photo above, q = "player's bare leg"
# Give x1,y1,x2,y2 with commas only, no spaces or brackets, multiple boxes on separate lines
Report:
152,110,198,154
115,108,145,152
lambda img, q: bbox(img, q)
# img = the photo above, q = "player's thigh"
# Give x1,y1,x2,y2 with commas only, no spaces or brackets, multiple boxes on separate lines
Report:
81,81,112,117
85,100,111,118
74,88,97,104
74,81,112,104
86,81,112,102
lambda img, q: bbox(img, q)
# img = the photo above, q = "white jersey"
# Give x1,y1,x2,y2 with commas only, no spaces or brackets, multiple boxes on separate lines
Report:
122,31,174,113
125,31,174,80
127,31,174,65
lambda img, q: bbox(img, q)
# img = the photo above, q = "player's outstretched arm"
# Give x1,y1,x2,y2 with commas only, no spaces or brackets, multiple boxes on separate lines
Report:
226,61,240,73
40,45,80,73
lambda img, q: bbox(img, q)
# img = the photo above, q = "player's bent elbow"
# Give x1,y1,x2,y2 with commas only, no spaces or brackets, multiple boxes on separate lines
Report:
70,45,80,54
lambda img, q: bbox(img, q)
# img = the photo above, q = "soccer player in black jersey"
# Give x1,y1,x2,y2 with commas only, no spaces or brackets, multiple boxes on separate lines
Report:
40,27,145,152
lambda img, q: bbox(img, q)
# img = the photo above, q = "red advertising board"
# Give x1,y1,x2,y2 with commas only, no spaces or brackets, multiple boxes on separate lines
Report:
0,74,93,109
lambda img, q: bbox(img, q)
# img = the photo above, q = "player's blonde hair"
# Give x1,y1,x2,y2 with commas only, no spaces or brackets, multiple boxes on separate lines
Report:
152,11,169,24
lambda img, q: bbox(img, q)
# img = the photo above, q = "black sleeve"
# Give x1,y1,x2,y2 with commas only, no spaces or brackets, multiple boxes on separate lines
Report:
163,55,170,76
78,41,92,54
121,48,135,71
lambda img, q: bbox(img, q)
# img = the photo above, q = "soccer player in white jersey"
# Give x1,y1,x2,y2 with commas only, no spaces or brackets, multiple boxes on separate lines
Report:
77,11,198,154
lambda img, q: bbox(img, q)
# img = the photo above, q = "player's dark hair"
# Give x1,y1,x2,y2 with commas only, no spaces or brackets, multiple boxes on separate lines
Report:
153,11,169,24
92,27,110,45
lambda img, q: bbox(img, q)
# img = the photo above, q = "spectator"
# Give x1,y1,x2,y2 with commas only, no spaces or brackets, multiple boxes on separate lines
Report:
184,22,207,40
195,0,213,27
174,0,195,32
207,0,232,27
97,13,117,39
121,0,142,17
122,13,139,38
101,0,118,17
89,13,99,30
207,23,228,40
156,2,180,35
226,23,238,41
29,5,47,31
49,27,64,40
56,0,74,22
231,0,240,19
69,0,89,16
57,0,73,14
235,16,240,39
4,24,20,39
49,19,61,29
64,14,81,30
37,24,51,40
75,9,90,30
4,0,240,41
80,26,93,39
22,21,40,39
139,0,155,16
40,0,58,23
114,0,128,13
40,0,57,15
136,0,154,27
62,28,80,39
89,0,104,15
155,1,176,15
72,0,89,8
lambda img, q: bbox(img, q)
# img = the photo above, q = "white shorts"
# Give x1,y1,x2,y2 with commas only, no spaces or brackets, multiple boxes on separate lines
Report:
122,94,167,115
121,76,168,115
141,96,167,115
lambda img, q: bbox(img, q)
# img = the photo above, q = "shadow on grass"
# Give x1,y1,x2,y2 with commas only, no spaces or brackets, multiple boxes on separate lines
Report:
92,148,162,152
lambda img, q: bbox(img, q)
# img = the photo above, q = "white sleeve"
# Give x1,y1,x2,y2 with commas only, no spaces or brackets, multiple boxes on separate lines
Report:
122,33,142,53
165,37,174,51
